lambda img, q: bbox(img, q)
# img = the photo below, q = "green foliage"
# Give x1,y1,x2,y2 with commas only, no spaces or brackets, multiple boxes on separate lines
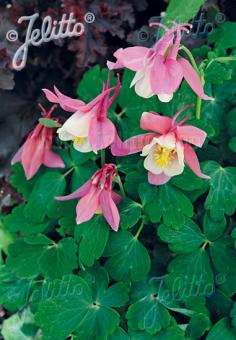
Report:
2,4,236,339
165,0,205,23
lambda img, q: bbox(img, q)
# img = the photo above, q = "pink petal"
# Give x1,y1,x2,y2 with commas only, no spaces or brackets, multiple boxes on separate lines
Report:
89,117,116,152
107,47,149,71
99,189,120,231
56,179,92,201
151,55,183,95
43,150,65,168
111,133,156,156
42,87,85,113
21,136,45,180
176,125,207,147
76,186,101,224
148,172,170,185
141,112,172,134
111,191,123,204
184,144,210,179
178,59,214,100
11,144,24,164
42,88,60,104
54,86,85,111
170,104,193,127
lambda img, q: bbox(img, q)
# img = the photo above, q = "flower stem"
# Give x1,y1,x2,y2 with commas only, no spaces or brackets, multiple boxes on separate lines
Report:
101,149,105,167
115,174,126,197
63,167,74,177
179,45,204,120
134,219,145,239
179,45,199,74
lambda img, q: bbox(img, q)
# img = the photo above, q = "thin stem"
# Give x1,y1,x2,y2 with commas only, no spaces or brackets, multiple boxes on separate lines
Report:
196,71,205,120
114,174,126,197
63,167,74,177
179,45,204,120
101,149,105,167
179,45,199,74
134,219,145,239
201,240,210,250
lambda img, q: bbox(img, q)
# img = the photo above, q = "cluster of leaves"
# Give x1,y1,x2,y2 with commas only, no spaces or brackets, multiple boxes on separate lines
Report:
1,0,236,339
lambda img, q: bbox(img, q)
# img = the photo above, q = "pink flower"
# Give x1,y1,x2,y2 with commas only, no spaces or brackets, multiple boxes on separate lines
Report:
107,22,213,102
56,164,122,231
111,105,210,185
11,104,65,180
43,73,121,153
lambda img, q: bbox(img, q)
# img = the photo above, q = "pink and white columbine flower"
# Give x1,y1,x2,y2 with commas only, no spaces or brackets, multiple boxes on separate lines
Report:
43,73,121,153
56,163,122,231
11,104,64,180
111,105,210,185
107,21,213,102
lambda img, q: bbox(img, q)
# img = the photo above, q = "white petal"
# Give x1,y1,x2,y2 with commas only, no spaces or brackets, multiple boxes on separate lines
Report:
62,112,91,137
141,137,159,156
176,141,184,166
73,138,93,153
163,157,184,176
144,151,163,175
133,69,154,98
57,128,75,141
130,69,144,87
158,93,173,102
156,132,176,148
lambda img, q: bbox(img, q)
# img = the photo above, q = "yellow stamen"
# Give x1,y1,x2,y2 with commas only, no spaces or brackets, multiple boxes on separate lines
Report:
154,145,176,167
96,207,102,215
74,137,86,144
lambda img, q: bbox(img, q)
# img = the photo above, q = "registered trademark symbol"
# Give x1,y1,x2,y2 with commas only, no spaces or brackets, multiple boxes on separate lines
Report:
84,12,95,24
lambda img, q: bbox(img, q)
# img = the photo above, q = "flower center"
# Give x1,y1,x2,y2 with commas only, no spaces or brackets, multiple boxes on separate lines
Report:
154,145,175,167
74,137,86,144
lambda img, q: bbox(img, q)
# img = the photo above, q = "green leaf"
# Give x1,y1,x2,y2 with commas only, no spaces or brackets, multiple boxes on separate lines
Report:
24,172,66,224
0,219,14,253
105,231,150,282
206,318,236,340
4,205,49,236
118,69,158,122
69,144,95,166
10,163,40,199
205,62,232,84
119,198,142,230
7,240,45,278
77,65,116,102
158,218,205,253
227,107,236,136
35,273,127,339
38,117,61,128
210,238,236,274
127,297,171,335
229,136,236,153
164,0,205,23
1,309,36,340
75,215,109,267
203,161,236,220
171,166,204,191
209,22,236,49
186,313,211,339
144,183,193,227
0,265,32,312
39,238,78,278
108,327,129,339
71,161,98,191
203,212,226,241
165,249,214,298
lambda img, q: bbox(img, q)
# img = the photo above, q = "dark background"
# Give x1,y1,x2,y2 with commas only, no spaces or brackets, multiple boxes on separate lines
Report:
0,0,235,176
